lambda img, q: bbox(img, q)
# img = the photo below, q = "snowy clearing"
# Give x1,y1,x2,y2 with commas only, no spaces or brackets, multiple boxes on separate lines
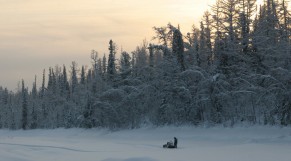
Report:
0,126,291,161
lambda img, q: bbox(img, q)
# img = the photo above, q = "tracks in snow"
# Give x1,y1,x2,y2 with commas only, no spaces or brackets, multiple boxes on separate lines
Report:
0,142,109,153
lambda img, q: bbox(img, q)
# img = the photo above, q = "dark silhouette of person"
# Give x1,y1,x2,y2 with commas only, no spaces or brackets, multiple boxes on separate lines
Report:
174,137,178,148
163,137,178,148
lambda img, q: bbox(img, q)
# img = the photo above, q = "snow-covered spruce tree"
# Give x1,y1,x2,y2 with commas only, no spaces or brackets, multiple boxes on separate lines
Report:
29,76,38,129
61,65,70,99
30,101,38,129
67,61,86,128
172,28,185,71
97,58,102,76
135,40,148,68
47,67,57,94
148,44,154,67
91,50,98,73
0,88,3,128
70,61,78,94
88,51,106,95
1,88,8,105
119,51,131,79
38,69,48,128
41,67,57,128
31,76,37,99
82,94,94,128
78,68,94,128
81,66,86,85
0,88,8,128
40,69,46,99
102,54,107,79
55,66,66,128
107,40,117,81
7,93,17,129
21,80,28,130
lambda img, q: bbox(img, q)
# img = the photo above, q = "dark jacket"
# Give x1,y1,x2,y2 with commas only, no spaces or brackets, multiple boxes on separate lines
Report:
174,137,178,148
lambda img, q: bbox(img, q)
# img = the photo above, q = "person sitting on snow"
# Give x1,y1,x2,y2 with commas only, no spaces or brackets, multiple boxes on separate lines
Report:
163,137,178,148
173,137,178,148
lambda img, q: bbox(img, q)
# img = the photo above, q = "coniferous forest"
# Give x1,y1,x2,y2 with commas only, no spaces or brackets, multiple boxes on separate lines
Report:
0,0,291,130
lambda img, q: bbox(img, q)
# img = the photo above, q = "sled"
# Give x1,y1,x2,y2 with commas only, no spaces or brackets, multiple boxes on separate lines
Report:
163,137,177,148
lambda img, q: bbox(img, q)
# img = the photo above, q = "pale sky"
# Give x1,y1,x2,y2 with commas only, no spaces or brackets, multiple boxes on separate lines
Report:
0,0,217,90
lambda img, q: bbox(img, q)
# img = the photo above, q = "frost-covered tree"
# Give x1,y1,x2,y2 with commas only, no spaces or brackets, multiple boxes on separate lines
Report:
91,50,98,73
71,61,78,94
21,80,28,130
60,65,70,99
81,66,86,85
185,25,200,66
152,26,169,47
134,40,148,68
102,54,107,78
199,21,211,69
238,0,256,54
172,28,185,71
148,44,154,67
202,11,213,66
152,25,173,56
119,51,131,79
107,40,116,81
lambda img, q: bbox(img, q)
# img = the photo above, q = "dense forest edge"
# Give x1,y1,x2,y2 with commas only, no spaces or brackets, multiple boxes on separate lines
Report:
0,0,291,130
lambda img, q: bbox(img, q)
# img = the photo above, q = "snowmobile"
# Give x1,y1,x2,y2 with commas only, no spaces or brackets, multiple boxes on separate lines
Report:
163,137,178,148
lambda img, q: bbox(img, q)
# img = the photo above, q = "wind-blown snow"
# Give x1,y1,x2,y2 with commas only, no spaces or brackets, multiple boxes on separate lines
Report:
0,126,290,161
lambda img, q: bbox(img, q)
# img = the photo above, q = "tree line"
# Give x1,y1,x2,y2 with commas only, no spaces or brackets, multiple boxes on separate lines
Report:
0,0,291,130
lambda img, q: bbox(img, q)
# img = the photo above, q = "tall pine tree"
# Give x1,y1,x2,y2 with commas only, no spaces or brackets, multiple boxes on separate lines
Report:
172,28,185,71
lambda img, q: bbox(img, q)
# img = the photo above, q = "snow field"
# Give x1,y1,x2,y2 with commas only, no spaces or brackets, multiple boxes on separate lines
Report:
0,126,291,161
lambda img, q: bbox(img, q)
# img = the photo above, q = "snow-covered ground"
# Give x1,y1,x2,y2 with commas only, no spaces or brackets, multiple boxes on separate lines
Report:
0,126,291,161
